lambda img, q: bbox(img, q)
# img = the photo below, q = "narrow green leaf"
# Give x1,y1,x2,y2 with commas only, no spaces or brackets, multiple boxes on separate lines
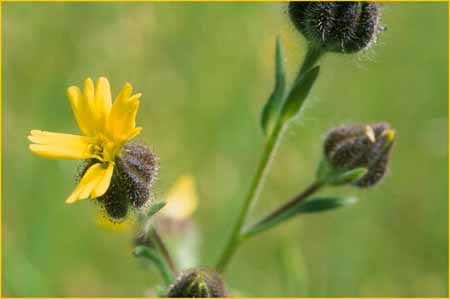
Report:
280,66,320,123
242,196,358,239
316,158,367,186
261,36,287,136
147,201,166,218
293,196,358,213
133,245,175,285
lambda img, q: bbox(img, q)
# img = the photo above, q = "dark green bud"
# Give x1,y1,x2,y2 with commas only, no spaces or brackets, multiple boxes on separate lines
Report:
323,123,395,188
167,268,227,298
79,143,158,221
288,2,382,53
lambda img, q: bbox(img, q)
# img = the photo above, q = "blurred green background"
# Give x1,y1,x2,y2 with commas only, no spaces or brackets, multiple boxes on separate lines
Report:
3,2,448,297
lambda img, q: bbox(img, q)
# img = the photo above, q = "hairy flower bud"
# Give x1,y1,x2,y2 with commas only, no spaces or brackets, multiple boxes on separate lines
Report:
288,2,382,53
79,143,158,221
323,122,395,187
167,268,227,298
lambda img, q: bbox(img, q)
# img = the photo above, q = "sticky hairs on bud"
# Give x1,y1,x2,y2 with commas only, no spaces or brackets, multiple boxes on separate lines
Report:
78,143,158,221
288,2,382,53
324,122,395,188
167,268,228,298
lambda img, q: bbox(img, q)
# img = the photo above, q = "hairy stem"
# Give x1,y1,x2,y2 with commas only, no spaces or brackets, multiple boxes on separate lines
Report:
216,120,285,272
150,228,177,274
298,46,325,79
215,45,323,273
242,181,323,240
134,245,175,286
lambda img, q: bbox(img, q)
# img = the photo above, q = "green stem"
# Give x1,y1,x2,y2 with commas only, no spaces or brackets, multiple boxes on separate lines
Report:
216,120,286,272
297,46,325,80
150,228,177,274
215,44,324,273
242,181,323,240
134,245,175,286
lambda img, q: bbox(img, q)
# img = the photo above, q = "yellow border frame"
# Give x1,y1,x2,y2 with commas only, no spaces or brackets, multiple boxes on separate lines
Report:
0,1,448,298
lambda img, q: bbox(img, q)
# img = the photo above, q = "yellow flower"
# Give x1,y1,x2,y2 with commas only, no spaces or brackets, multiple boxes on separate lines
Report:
28,77,142,204
162,175,198,221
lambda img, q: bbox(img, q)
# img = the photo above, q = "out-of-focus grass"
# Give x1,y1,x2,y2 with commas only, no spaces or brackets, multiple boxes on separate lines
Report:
3,2,448,297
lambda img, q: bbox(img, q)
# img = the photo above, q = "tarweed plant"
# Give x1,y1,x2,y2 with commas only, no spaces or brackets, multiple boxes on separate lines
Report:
27,2,396,297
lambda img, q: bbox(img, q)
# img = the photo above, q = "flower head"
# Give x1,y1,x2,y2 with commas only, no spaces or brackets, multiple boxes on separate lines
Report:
28,77,144,203
91,143,158,220
161,175,198,222
167,268,227,298
288,2,382,54
323,122,395,187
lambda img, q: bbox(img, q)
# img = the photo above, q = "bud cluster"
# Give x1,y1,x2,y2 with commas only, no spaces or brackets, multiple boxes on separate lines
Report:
288,2,382,54
323,122,395,188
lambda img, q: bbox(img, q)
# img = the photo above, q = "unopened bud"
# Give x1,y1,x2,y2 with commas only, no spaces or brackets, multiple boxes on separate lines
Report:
288,2,382,53
167,268,227,298
323,122,395,188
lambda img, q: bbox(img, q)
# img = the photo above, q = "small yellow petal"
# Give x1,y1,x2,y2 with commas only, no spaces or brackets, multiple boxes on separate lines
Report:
116,82,133,103
83,78,95,105
28,130,91,145
162,175,198,220
91,162,114,198
121,96,140,133
125,127,142,141
94,77,112,126
67,86,91,135
66,163,102,204
29,144,89,160
65,187,83,204
28,130,91,160
106,82,132,136
67,79,99,136
65,163,112,204
108,94,141,143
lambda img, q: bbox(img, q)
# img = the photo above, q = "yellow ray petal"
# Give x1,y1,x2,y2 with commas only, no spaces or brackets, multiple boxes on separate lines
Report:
94,77,112,128
108,92,141,143
115,82,133,104
67,78,99,135
83,78,95,106
65,162,114,204
66,164,102,204
28,130,92,160
67,86,93,135
120,95,140,134
91,162,114,198
106,82,132,136
81,78,99,133
28,130,91,145
125,127,142,141
29,144,89,160
162,175,198,221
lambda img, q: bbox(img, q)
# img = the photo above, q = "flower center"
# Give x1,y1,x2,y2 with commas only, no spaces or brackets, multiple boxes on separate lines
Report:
88,136,123,163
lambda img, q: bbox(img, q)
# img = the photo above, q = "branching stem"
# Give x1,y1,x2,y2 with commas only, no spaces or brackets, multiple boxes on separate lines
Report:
215,46,324,273
216,120,286,272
